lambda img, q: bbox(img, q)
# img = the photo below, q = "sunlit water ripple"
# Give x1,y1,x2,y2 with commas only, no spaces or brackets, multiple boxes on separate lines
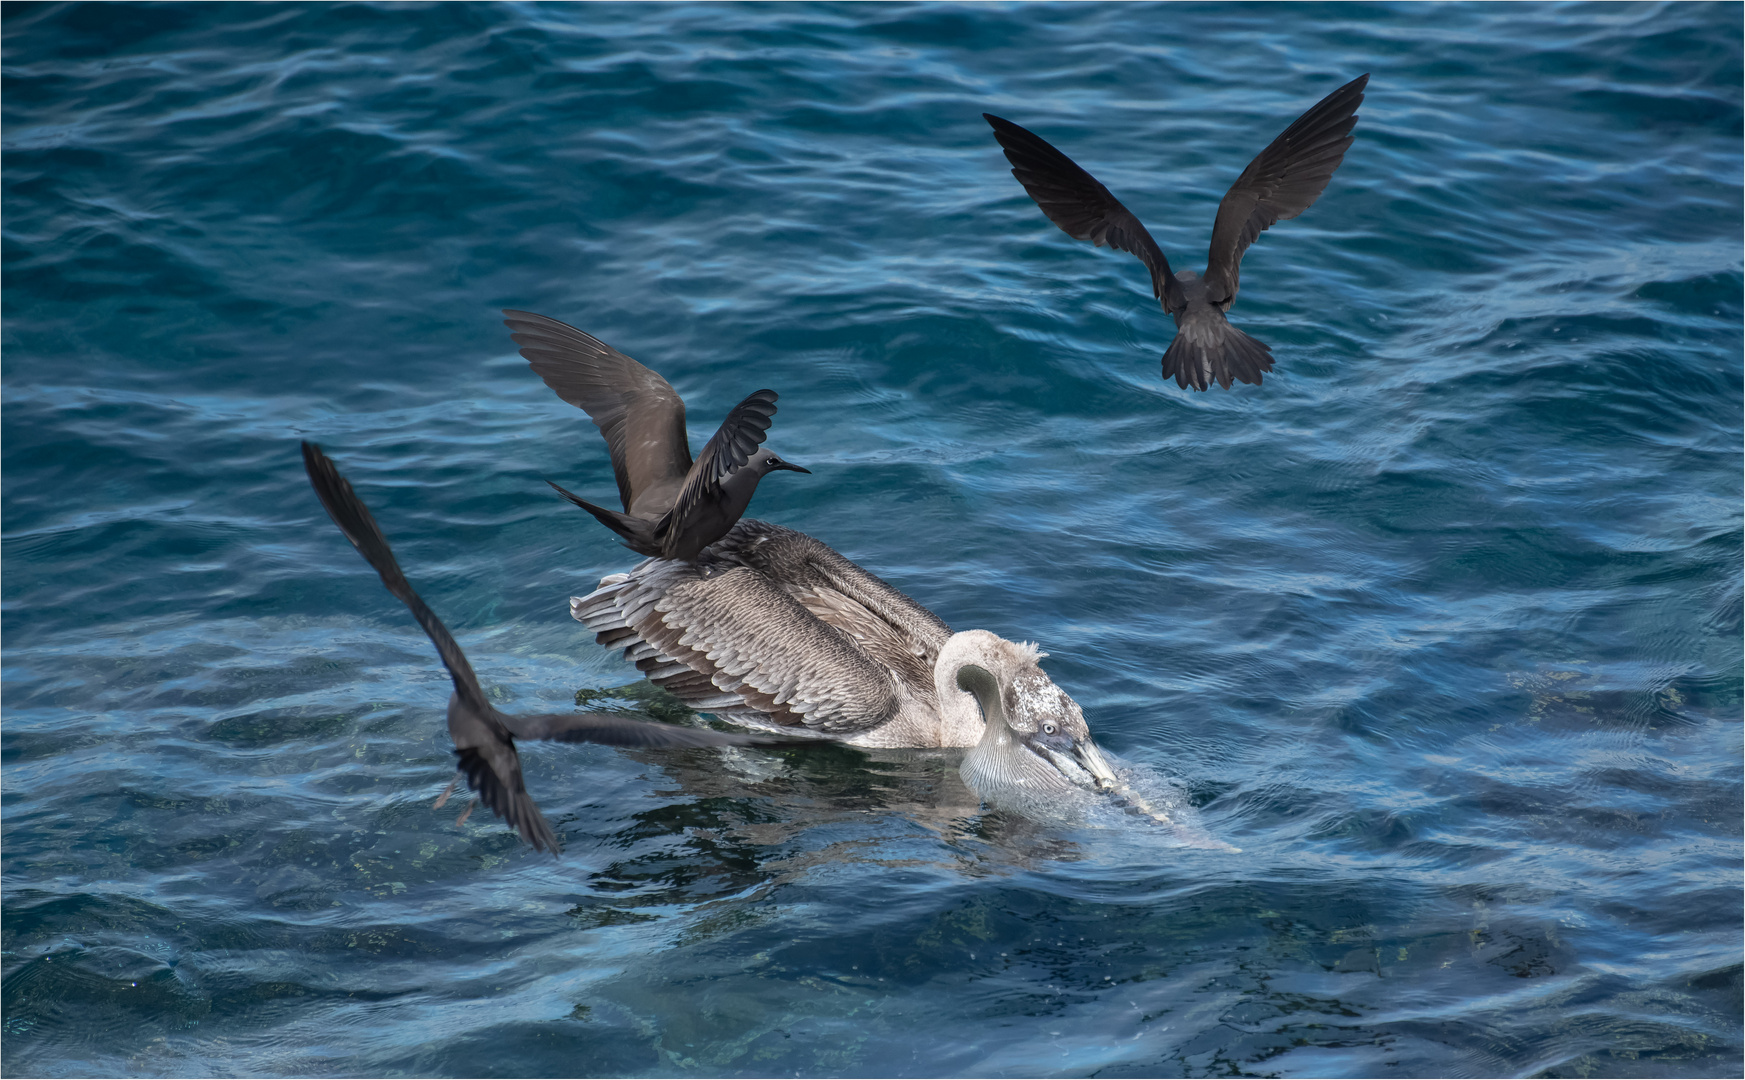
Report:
3,3,1740,1077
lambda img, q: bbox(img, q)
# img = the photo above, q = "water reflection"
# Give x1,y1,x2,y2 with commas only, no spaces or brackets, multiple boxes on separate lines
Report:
573,683,1239,915
590,734,1080,900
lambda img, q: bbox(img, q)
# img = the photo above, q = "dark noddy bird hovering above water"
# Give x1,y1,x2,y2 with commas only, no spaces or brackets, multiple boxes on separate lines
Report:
301,441,804,855
502,310,809,562
986,73,1368,391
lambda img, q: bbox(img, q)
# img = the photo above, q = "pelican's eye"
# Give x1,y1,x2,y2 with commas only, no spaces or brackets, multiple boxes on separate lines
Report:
1043,722,1057,736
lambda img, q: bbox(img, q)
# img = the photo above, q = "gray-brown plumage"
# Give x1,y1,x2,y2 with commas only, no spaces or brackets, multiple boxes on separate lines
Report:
986,73,1367,391
503,310,808,561
576,520,948,742
301,441,802,855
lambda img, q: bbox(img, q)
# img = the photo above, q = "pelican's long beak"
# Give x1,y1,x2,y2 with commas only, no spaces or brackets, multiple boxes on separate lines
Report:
1074,738,1120,793
1030,734,1122,794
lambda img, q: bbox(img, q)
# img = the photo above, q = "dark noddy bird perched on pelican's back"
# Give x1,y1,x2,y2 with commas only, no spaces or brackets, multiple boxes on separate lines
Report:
502,310,809,562
301,441,804,855
985,73,1368,391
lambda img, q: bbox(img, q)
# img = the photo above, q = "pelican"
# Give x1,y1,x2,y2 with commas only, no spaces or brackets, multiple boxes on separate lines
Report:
571,519,1127,803
986,73,1368,391
301,442,800,855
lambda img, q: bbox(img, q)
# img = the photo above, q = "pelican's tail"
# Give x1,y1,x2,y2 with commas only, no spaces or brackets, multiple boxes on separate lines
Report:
1161,308,1274,391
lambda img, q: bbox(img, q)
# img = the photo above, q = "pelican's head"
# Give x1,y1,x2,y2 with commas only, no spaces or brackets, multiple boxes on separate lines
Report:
944,631,1119,803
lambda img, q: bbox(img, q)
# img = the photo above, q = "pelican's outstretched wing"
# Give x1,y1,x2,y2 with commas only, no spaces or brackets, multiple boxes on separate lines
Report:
572,520,954,737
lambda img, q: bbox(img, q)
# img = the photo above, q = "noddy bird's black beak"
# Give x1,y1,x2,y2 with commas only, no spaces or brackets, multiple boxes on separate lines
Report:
771,460,810,474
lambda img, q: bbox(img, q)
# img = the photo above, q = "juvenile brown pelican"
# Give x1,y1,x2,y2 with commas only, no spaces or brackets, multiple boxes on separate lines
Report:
571,520,1122,798
503,310,809,562
986,74,1368,391
301,442,799,855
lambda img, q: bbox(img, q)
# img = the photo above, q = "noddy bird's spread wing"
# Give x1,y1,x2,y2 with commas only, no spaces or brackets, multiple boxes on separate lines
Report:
1204,73,1368,305
496,711,787,748
984,113,1186,314
302,441,495,723
300,442,805,855
302,441,556,851
503,310,692,519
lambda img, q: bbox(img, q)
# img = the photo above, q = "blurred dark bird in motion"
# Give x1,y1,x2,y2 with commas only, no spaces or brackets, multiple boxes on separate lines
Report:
986,74,1368,390
301,441,803,855
503,310,808,561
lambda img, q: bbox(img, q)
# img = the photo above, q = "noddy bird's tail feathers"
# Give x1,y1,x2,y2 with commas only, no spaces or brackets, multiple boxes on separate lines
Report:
547,480,659,556
1161,310,1275,391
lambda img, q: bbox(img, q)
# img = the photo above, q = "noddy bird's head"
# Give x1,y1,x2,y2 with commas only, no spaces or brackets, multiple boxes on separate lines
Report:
746,447,810,477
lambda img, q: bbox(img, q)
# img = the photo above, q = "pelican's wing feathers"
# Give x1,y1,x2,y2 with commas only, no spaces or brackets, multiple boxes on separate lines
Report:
707,520,950,692
572,558,902,737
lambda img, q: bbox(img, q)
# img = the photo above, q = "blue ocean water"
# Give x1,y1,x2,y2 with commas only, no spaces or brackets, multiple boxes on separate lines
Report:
3,1,1740,1076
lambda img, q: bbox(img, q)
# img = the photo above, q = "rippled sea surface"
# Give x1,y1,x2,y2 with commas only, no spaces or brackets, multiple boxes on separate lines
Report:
4,3,1741,1076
